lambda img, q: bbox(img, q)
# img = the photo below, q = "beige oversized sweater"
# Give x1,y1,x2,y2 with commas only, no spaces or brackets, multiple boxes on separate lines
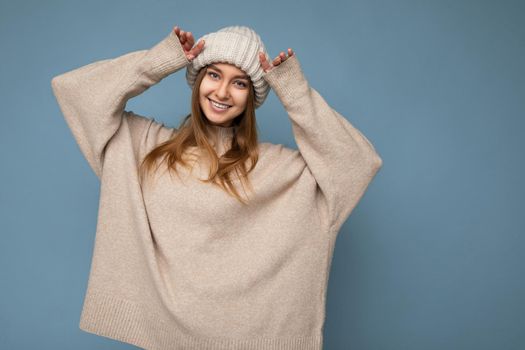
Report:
51,29,383,350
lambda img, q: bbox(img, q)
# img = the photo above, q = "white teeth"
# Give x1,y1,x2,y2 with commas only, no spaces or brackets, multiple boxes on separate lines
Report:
210,99,230,109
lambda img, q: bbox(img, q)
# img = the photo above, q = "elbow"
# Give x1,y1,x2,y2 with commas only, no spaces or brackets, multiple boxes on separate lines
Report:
351,147,383,176
51,76,62,94
51,72,70,93
51,74,71,100
365,151,383,174
373,154,383,170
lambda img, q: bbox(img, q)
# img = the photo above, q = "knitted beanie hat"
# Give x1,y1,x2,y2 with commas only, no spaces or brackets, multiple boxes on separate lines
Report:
185,26,271,109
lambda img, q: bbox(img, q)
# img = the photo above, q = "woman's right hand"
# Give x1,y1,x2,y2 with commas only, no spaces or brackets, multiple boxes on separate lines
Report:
173,26,205,61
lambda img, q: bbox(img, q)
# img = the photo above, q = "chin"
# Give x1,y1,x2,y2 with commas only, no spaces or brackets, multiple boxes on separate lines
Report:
203,110,238,126
205,116,234,127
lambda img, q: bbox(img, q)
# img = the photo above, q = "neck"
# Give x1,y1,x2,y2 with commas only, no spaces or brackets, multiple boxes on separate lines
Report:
204,122,237,156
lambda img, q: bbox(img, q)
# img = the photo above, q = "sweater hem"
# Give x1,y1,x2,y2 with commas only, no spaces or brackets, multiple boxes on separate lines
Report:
79,290,324,350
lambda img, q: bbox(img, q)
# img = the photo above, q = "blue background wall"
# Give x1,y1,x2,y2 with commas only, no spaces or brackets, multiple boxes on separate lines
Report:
1,0,524,349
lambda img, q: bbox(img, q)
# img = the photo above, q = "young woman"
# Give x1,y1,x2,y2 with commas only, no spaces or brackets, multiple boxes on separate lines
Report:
52,24,382,350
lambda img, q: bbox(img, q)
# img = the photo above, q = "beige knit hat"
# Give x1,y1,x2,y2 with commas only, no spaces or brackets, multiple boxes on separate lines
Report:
185,25,271,109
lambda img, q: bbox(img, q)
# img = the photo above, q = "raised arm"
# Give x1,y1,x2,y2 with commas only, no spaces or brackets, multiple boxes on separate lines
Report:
262,54,383,233
50,28,198,178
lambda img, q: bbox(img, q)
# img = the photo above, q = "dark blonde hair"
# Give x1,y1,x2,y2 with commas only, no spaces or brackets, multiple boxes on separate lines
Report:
138,65,259,205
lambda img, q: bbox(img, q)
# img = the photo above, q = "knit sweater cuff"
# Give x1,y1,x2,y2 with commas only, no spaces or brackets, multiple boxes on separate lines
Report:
262,55,310,106
147,30,190,79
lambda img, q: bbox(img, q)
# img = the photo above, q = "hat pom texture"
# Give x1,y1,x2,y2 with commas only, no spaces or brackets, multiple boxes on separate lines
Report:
185,26,271,109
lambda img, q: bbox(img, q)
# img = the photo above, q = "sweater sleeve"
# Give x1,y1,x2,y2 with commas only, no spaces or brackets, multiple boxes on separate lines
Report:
262,55,383,233
51,30,190,179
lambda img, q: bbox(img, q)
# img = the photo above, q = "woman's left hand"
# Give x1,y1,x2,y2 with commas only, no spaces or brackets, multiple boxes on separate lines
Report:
259,49,294,73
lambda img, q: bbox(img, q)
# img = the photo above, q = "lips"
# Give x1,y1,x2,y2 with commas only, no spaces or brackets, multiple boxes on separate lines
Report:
208,98,232,112
208,98,231,107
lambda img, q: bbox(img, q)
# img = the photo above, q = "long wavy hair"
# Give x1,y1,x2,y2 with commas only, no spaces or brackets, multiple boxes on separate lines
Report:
138,65,259,205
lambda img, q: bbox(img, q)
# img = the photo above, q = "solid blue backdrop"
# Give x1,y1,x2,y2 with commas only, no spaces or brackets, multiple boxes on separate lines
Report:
0,0,523,349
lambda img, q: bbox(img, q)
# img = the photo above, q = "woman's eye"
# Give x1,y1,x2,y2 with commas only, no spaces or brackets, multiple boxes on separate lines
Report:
207,72,246,88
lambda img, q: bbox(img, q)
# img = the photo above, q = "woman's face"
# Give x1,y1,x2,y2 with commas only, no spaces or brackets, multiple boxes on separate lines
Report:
199,63,250,127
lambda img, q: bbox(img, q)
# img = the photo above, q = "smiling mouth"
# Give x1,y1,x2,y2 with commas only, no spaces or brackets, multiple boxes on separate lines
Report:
208,97,232,109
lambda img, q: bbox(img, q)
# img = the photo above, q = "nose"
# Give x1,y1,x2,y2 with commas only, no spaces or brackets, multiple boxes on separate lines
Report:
215,81,230,101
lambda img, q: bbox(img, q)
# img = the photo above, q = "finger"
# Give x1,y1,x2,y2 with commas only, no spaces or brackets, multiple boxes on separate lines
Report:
174,27,184,42
272,56,282,66
188,40,204,60
258,52,264,63
279,51,286,61
180,30,186,43
187,40,195,51
173,26,180,36
187,32,195,46
259,52,271,70
259,52,271,72
182,33,192,50
196,39,205,50
191,40,205,56
288,48,294,57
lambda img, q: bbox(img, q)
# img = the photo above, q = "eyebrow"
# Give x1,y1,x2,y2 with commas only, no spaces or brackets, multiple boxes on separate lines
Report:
208,64,249,80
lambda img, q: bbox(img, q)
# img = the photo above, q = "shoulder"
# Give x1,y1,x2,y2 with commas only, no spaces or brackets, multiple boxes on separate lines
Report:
121,111,178,160
125,111,177,142
258,142,304,167
259,141,293,155
250,142,309,186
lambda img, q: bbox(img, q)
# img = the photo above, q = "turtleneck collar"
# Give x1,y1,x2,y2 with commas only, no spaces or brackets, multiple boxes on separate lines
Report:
204,122,237,156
